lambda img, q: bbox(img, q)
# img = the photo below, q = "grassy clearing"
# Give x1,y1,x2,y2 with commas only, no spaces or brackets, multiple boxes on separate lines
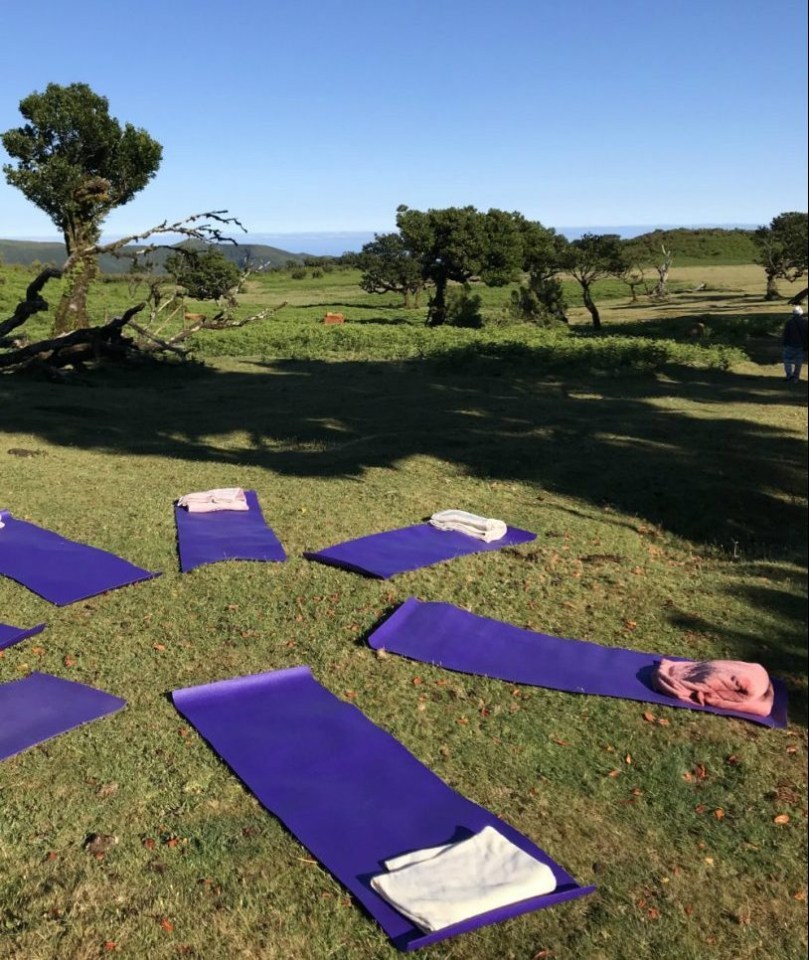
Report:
0,262,807,960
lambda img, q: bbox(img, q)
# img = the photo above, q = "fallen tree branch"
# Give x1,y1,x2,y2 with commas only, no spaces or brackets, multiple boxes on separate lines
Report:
0,303,145,370
0,267,63,342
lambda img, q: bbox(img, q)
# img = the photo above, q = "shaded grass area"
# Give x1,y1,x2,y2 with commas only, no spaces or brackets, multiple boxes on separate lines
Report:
1,266,807,960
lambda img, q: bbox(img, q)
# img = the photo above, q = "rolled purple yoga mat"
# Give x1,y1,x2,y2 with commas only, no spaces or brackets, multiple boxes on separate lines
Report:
0,672,126,761
0,621,46,651
173,666,593,950
174,489,286,572
0,508,159,606
367,598,788,728
304,522,536,579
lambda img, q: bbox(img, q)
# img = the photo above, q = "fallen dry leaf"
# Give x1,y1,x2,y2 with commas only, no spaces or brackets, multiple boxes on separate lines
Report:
774,814,790,825
159,917,174,933
713,808,725,820
793,890,806,902
642,711,656,724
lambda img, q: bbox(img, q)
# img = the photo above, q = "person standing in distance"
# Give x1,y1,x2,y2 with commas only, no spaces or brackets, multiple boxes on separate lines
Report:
782,305,808,383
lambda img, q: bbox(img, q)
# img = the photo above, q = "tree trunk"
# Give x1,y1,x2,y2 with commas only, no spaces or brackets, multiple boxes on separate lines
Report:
53,224,100,335
582,282,601,329
427,275,447,327
764,270,780,300
53,253,98,334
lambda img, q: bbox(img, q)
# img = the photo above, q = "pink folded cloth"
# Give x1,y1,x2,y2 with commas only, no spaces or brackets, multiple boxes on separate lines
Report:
177,488,249,513
651,658,774,717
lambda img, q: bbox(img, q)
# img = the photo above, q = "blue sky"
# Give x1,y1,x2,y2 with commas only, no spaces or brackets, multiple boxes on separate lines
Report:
0,0,806,253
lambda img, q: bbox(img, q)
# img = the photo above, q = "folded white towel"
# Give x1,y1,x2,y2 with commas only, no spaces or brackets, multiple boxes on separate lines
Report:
429,509,508,543
370,825,557,933
177,488,249,513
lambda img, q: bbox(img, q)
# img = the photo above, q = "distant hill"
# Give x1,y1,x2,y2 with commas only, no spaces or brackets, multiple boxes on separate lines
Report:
623,227,758,265
0,238,305,273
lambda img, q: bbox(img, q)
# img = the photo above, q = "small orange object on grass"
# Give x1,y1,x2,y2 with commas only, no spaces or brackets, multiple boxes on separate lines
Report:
323,312,345,324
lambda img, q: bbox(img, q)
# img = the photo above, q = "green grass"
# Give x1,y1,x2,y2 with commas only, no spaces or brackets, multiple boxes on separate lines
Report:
0,261,807,960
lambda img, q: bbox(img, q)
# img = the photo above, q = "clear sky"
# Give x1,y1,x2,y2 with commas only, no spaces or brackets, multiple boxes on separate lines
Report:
0,0,806,250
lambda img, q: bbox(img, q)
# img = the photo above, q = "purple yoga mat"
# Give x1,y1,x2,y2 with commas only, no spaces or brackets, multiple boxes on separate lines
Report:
0,621,46,651
173,666,593,951
304,522,536,579
0,672,126,761
368,598,788,728
0,508,159,606
174,490,286,573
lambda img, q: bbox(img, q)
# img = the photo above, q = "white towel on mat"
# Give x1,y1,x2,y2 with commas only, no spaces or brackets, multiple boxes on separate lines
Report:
429,509,508,543
370,825,557,933
177,488,249,513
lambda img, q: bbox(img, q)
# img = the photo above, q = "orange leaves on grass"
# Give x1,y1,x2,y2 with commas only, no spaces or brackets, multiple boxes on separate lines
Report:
774,814,791,825
641,710,670,727
159,917,174,933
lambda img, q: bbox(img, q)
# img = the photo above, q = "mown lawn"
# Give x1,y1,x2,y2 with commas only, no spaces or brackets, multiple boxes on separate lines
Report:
0,262,806,960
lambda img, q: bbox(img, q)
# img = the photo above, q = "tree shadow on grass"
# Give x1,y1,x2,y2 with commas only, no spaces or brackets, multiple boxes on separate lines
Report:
2,346,806,702
3,349,805,554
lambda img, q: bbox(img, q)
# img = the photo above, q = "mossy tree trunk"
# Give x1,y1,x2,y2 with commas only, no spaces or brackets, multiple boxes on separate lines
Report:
53,223,100,335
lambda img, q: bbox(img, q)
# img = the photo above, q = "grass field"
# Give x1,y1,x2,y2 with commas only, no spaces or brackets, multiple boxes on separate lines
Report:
1,261,807,960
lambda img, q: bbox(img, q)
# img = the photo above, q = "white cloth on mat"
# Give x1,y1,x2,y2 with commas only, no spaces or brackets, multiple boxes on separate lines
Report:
429,509,508,543
370,825,557,933
177,488,249,513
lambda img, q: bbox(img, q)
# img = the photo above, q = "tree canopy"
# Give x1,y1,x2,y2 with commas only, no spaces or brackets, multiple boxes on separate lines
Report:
754,211,808,300
357,232,426,307
395,205,526,326
2,82,162,332
165,247,242,304
560,233,627,329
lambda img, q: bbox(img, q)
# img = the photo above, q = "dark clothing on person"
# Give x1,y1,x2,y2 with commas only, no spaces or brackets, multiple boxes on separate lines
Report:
783,313,808,350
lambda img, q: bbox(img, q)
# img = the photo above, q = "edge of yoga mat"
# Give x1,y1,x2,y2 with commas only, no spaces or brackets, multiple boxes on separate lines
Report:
174,489,287,572
303,522,537,579
0,508,160,606
0,671,126,761
0,622,46,651
172,666,594,950
368,598,788,729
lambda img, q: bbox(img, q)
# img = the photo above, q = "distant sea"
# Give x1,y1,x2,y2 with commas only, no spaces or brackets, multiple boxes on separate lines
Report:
246,224,759,256
8,223,759,258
